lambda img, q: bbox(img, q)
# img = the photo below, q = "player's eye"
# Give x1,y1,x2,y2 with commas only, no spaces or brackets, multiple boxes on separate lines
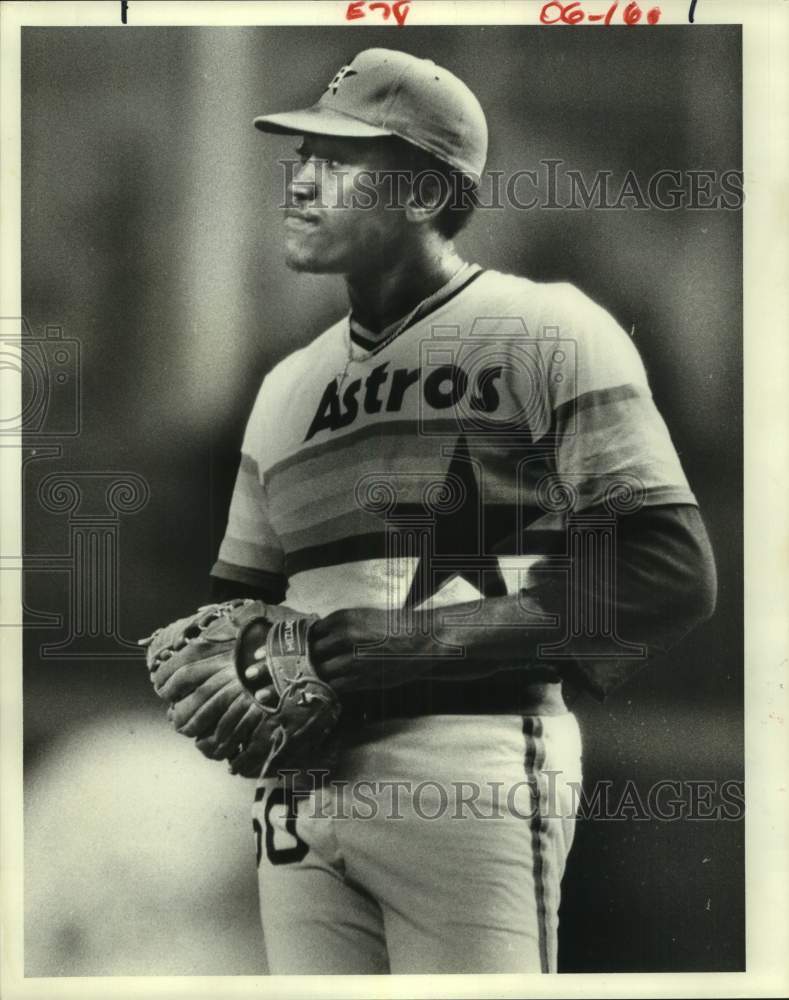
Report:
294,148,342,170
312,151,343,169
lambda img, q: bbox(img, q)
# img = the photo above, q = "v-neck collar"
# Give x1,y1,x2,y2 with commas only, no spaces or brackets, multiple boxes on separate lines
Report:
347,264,484,356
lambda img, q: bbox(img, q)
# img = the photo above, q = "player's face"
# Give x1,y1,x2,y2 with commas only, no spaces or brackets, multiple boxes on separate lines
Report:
282,136,412,274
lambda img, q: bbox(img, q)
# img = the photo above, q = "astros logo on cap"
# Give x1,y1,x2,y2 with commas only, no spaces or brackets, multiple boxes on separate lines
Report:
327,66,357,94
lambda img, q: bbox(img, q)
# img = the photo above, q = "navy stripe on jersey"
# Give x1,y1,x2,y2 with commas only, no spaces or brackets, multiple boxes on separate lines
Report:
210,559,287,595
285,531,386,577
553,382,644,429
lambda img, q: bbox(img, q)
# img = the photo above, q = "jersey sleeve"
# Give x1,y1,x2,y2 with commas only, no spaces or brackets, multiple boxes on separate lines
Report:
543,282,697,512
210,379,287,594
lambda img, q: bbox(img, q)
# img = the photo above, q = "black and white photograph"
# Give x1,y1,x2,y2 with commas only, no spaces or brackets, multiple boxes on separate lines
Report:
1,0,787,996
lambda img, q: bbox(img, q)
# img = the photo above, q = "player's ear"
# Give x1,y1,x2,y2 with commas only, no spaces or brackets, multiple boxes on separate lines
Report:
404,167,451,226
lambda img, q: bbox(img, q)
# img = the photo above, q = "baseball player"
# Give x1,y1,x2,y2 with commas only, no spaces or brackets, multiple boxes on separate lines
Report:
148,49,717,974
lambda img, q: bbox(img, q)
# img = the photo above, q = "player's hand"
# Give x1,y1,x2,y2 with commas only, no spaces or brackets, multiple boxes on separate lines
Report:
306,607,432,694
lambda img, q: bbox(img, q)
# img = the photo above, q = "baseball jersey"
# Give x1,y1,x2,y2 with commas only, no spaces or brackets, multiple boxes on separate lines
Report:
212,267,696,627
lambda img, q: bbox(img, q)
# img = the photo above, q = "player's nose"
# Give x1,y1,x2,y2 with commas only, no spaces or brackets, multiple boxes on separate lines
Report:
288,157,320,205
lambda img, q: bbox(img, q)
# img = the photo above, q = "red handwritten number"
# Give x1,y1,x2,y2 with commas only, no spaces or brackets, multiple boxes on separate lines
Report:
540,1,583,22
623,2,642,23
392,0,410,24
346,0,410,25
539,1,564,23
538,0,660,23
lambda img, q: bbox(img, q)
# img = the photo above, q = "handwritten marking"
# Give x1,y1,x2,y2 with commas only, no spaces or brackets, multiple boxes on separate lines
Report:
540,1,661,24
121,0,128,24
346,1,410,26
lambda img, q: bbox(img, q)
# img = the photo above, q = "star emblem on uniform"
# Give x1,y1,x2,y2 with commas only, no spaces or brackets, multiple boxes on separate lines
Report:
398,435,509,611
326,66,357,95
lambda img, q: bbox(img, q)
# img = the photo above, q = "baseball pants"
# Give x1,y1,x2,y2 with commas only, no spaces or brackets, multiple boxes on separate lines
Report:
251,712,583,974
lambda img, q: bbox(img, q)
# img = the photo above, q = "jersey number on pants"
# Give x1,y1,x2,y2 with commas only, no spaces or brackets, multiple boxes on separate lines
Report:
254,785,309,866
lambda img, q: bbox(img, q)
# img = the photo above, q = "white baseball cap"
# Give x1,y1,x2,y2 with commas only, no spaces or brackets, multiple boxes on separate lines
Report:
254,48,488,184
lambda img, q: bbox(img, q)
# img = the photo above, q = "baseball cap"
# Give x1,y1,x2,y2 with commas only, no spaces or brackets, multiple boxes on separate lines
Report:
253,48,488,184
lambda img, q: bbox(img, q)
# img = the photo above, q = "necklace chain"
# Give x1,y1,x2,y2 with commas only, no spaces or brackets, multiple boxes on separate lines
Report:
337,262,474,387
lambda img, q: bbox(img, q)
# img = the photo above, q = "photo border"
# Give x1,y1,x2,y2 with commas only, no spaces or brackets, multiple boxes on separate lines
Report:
1,2,786,998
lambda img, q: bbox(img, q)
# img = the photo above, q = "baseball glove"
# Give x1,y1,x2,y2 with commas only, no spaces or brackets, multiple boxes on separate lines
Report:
138,599,341,778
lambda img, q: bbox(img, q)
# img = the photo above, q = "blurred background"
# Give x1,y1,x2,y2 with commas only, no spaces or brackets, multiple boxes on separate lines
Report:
20,26,742,975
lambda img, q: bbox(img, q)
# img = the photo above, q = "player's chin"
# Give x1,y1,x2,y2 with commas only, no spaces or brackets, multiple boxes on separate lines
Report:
284,254,327,273
283,249,345,274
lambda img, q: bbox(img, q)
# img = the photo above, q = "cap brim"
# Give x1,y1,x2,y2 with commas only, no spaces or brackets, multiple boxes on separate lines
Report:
253,105,392,139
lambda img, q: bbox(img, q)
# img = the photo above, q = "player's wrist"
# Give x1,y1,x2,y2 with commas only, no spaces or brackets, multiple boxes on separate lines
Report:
418,595,546,669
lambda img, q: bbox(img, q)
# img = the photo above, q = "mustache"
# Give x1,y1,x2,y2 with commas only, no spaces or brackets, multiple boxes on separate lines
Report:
284,208,321,222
